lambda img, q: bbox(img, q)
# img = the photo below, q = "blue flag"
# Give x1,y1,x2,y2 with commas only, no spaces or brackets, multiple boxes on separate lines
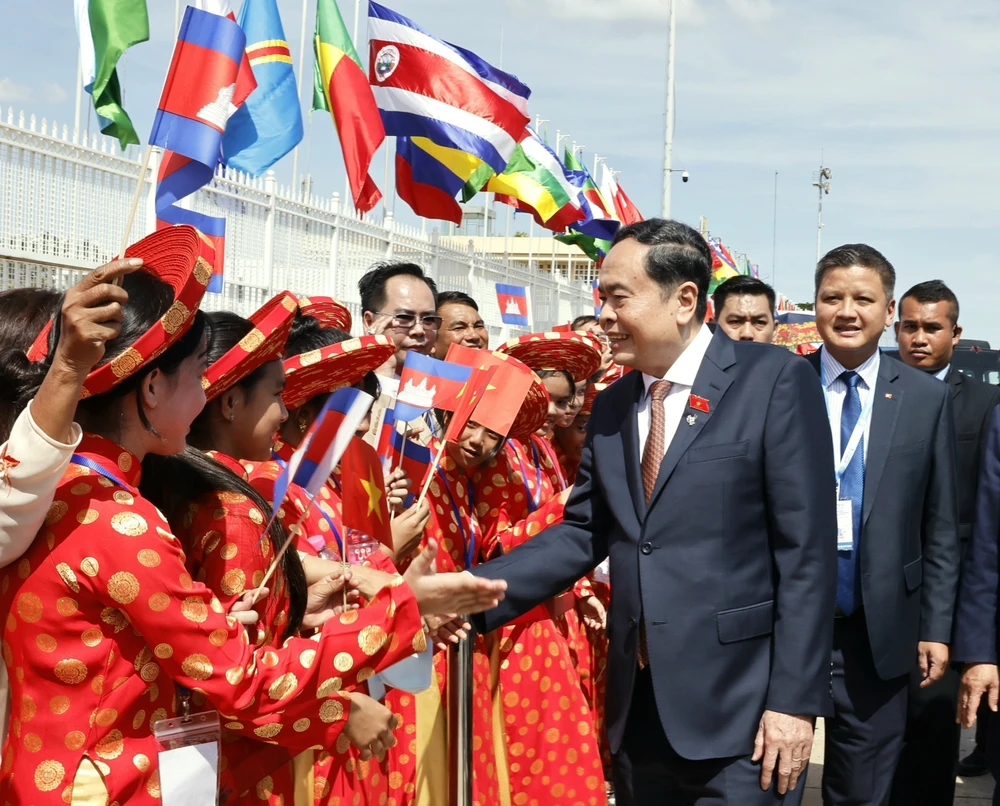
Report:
222,0,304,176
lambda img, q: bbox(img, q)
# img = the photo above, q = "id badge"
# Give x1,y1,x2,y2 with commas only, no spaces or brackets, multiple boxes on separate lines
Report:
153,710,222,806
836,499,854,552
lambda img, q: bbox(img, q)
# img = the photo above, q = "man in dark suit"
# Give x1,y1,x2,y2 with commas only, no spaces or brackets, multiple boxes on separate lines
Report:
471,219,838,805
890,280,1000,804
954,408,1000,805
807,246,960,805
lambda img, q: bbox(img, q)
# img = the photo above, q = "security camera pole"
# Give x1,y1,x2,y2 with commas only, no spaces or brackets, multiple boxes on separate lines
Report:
812,157,832,262
661,0,677,218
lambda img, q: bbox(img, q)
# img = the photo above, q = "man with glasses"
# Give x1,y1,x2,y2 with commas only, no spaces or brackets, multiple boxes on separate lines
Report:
435,291,489,358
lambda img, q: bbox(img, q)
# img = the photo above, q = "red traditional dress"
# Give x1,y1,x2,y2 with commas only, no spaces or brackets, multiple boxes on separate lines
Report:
472,439,606,806
0,434,425,805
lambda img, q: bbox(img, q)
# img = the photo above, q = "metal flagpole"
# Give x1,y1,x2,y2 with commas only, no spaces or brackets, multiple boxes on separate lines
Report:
174,0,181,33
661,0,676,218
73,50,83,139
290,0,309,192
771,171,778,285
447,625,474,806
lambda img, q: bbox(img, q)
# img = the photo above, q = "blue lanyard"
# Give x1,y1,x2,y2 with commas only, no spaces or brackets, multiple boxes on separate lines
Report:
820,362,876,490
435,467,477,570
71,454,136,494
508,443,541,513
532,438,567,493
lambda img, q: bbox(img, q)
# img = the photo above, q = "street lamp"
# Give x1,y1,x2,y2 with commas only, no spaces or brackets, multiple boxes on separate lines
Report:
812,163,832,262
594,154,606,179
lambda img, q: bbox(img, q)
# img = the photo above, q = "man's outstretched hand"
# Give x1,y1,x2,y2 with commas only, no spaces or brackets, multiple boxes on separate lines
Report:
403,540,506,616
752,710,813,794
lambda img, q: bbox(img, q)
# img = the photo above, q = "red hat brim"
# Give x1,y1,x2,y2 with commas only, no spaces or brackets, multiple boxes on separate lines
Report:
202,290,298,402
282,335,395,410
81,225,214,398
497,331,603,383
298,296,353,333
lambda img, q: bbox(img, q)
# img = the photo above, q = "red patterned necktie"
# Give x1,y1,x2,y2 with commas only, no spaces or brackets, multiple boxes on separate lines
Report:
638,379,671,668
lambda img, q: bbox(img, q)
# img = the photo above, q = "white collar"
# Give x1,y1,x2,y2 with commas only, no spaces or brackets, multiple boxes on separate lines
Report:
820,346,881,390
642,324,714,395
934,364,951,382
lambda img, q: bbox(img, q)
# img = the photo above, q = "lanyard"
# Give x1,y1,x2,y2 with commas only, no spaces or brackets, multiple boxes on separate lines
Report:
820,365,876,490
508,443,541,513
306,492,343,560
71,454,137,494
435,467,477,570
533,438,567,493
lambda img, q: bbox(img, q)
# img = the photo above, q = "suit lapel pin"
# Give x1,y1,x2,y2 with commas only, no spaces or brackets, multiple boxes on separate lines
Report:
686,414,698,426
689,394,710,413
885,393,893,399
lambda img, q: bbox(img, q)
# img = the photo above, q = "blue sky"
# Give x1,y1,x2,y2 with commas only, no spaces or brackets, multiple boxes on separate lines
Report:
3,1,1000,340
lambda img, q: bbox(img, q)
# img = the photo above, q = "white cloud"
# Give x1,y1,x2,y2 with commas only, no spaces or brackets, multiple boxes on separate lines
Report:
0,78,33,103
40,82,68,104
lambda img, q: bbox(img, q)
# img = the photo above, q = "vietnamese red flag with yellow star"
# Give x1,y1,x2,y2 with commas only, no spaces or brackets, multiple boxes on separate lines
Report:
340,436,392,549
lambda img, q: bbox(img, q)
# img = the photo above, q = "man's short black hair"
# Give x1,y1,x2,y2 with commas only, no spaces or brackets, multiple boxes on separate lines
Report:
815,244,896,300
899,280,960,325
611,218,712,321
437,290,479,312
571,315,599,330
712,276,776,317
358,262,439,314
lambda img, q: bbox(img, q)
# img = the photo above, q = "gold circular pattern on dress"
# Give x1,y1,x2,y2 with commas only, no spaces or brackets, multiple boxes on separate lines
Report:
113,490,135,506
81,629,103,648
75,509,99,525
261,650,279,667
254,723,283,739
54,659,87,685
148,592,170,612
220,542,239,561
70,483,92,496
148,708,168,732
225,666,245,686
133,710,146,731
220,569,246,596
293,717,311,732
35,634,57,653
107,571,140,604
140,663,160,683
21,694,36,722
137,549,160,567
17,592,43,623
55,564,80,594
316,677,342,697
181,653,213,681
299,649,316,669
412,631,427,653
252,570,265,588
256,775,275,798
96,729,124,759
45,500,68,525
23,733,42,753
248,507,264,525
147,769,161,798
111,347,143,379
333,652,353,673
358,625,387,656
34,759,64,791
181,597,208,623
153,643,173,660
95,708,117,727
133,754,150,772
90,674,105,696
80,557,100,577
49,696,71,716
339,610,358,625
268,672,298,701
209,629,228,648
319,699,344,723
111,511,148,537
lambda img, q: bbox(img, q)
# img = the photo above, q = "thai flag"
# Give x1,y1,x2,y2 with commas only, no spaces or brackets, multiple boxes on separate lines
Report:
496,284,529,327
593,280,602,316
150,6,252,293
271,387,374,508
395,352,473,424
367,1,530,173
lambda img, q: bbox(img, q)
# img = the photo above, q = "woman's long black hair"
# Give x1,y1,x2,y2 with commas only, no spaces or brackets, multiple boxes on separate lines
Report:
142,309,308,639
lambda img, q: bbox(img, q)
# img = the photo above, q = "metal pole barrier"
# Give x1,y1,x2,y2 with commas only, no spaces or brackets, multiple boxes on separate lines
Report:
447,623,473,806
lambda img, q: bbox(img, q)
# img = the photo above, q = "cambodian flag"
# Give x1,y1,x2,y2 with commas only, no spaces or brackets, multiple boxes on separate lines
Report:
271,387,374,508
496,284,529,327
593,280,602,316
395,352,473,424
150,6,251,293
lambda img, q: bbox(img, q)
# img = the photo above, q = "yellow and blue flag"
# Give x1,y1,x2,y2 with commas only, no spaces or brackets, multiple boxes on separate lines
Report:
221,0,303,176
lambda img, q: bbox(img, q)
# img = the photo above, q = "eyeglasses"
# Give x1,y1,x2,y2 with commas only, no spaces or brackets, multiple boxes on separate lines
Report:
372,311,443,330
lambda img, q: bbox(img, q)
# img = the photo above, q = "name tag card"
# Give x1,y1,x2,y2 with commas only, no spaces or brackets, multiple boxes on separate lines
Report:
836,499,854,552
154,710,222,806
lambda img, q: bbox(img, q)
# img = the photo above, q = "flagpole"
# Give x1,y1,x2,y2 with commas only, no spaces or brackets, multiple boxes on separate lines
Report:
290,0,309,192
661,0,677,218
73,49,83,139
174,0,181,33
119,145,154,261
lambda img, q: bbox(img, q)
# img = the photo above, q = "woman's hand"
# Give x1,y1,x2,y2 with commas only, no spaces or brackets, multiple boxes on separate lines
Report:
390,497,431,563
301,571,362,631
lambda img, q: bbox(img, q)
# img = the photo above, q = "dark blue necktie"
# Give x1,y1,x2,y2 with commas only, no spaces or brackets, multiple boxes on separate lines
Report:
836,370,865,615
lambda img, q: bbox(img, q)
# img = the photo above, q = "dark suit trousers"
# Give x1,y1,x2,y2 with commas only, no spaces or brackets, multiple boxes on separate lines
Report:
888,664,961,806
822,613,909,806
613,668,806,806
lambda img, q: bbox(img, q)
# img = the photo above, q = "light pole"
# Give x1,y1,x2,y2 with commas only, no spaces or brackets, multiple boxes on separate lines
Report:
661,0,677,218
812,162,832,262
594,154,606,181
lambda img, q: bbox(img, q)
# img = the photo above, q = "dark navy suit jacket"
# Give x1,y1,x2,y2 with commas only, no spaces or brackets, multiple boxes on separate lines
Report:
472,329,838,761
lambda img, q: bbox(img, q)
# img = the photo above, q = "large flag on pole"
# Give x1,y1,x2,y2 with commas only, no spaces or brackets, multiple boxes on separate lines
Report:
313,0,385,213
150,5,252,293
367,1,530,173
73,0,150,148
600,164,643,226
221,0,303,175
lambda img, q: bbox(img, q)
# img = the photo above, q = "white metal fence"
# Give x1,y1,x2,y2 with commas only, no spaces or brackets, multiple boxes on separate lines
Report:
0,106,594,339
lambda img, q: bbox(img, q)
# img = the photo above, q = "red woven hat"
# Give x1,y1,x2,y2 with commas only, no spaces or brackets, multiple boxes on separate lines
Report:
282,334,395,410
474,352,550,441
202,290,298,402
579,382,606,419
298,296,353,333
78,226,214,399
497,331,603,383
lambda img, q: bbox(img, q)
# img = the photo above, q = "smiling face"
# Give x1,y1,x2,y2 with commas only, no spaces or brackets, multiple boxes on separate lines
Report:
223,361,289,461
539,373,574,437
895,297,961,373
141,332,210,457
558,380,588,428
445,420,502,470
554,411,589,466
363,274,439,366
598,238,701,378
435,302,488,358
717,293,775,343
815,265,895,369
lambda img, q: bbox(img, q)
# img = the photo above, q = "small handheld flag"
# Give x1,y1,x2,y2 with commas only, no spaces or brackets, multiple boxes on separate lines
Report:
496,284,529,327
341,437,393,549
396,352,474,424
592,280,601,316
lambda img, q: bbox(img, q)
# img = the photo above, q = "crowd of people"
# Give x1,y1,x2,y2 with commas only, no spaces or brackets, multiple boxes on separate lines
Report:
0,217,998,806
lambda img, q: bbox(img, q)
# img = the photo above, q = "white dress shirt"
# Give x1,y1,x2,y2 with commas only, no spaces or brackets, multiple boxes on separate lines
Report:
637,324,714,460
819,346,880,462
934,364,951,382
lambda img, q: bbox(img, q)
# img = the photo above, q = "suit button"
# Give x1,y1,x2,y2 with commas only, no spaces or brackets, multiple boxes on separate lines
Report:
641,542,653,555
629,617,637,626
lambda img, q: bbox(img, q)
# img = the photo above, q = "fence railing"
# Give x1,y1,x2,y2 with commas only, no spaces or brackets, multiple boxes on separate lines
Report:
0,106,594,338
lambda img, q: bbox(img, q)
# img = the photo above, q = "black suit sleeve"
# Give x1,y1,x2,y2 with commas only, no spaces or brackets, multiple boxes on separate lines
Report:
470,397,614,633
920,385,961,644
762,357,838,716
953,406,1000,663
